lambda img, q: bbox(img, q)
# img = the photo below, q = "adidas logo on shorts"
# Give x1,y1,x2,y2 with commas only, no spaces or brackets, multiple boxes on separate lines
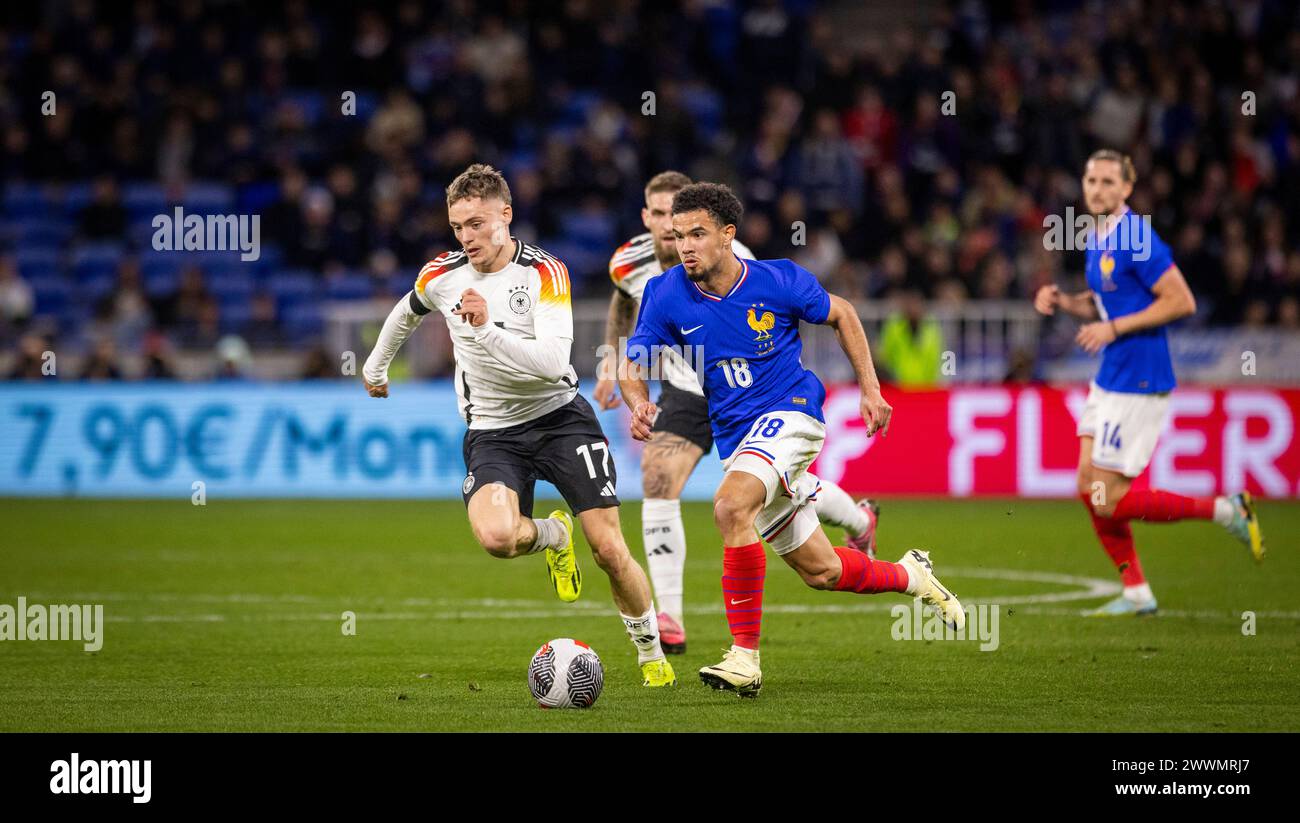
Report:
599,481,616,497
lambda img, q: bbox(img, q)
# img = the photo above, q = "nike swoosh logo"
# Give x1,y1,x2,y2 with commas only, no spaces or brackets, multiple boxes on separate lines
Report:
730,598,751,605
681,324,703,334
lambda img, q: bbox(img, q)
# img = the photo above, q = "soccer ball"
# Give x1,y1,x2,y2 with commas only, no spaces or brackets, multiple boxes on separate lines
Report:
527,638,604,708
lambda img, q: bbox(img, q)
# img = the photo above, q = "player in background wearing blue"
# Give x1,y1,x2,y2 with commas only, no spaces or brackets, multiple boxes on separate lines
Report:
618,183,965,696
1034,150,1264,617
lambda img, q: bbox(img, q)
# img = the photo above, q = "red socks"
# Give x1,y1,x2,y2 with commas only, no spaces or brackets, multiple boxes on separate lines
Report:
722,542,766,650
1079,493,1145,586
832,546,910,593
1112,489,1214,522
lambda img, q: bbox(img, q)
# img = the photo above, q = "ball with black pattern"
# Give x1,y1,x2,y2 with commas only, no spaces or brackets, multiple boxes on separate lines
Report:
527,638,603,709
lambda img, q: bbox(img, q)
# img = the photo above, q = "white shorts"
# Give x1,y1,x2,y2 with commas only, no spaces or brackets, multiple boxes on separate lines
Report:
1076,382,1170,478
722,411,825,555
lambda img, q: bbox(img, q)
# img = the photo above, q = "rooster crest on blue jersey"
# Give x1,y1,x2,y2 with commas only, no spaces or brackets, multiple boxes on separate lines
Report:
628,256,831,459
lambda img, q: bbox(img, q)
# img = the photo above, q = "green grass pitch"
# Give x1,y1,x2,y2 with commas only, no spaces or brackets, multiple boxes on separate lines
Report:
1,498,1296,731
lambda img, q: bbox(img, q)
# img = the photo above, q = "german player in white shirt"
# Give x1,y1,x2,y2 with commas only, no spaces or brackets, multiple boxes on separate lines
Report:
363,164,675,687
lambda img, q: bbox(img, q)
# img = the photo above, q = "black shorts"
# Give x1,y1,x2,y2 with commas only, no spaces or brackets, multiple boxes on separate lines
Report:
655,383,714,452
461,393,619,516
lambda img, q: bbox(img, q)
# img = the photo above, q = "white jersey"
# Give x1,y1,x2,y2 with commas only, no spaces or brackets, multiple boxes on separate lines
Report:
364,240,578,430
609,233,755,395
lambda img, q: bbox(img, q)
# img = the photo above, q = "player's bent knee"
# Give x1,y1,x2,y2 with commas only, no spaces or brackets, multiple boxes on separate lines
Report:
713,494,759,533
798,567,837,590
589,536,629,572
472,523,519,558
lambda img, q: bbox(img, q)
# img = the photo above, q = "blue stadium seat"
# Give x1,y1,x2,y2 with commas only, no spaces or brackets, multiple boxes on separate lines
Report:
123,183,167,217
15,247,61,277
351,91,379,120
72,242,126,267
208,269,256,302
325,272,374,300
80,270,117,300
387,273,412,296
559,210,616,251
559,91,602,128
267,269,316,295
219,302,254,335
127,217,160,248
199,255,249,276
73,255,121,286
2,182,56,216
182,182,235,214
30,274,71,316
284,90,326,125
681,86,724,139
59,302,93,332
14,217,74,248
140,253,184,296
540,239,602,283
252,242,284,272
282,301,324,341
60,182,95,216
503,149,539,176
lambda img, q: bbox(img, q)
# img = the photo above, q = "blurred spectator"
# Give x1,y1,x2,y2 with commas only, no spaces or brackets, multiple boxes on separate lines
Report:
244,292,284,348
0,255,34,333
215,335,252,379
6,332,52,379
80,337,123,380
95,259,154,348
0,0,1298,385
877,290,946,388
77,175,127,239
299,345,339,379
140,330,179,379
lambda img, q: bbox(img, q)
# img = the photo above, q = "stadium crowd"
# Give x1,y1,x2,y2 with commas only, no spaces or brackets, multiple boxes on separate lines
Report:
2,0,1299,380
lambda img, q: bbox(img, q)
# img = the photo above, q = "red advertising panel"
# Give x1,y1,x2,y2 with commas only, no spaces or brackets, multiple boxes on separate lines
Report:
815,385,1300,498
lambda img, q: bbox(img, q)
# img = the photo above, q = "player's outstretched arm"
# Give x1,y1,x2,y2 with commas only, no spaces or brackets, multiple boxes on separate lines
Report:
825,294,892,437
617,356,658,441
362,291,428,397
594,288,637,410
1075,265,1196,354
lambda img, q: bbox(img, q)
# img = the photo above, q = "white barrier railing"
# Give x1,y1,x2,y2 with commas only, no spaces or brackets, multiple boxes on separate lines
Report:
323,299,1300,386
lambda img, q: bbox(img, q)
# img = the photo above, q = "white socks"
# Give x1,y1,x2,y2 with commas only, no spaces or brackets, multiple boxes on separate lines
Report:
641,498,686,626
529,516,567,553
1212,496,1235,527
813,480,870,537
621,605,664,663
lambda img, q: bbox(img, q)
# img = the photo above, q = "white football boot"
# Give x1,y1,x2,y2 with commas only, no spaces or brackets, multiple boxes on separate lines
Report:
899,549,966,631
699,646,762,697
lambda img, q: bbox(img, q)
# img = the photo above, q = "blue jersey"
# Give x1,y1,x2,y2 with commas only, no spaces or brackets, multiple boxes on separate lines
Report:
629,256,831,458
1085,210,1178,393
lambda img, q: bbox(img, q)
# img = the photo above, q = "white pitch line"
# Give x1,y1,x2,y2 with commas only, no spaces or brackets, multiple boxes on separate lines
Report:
20,568,1121,608
23,567,1300,622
